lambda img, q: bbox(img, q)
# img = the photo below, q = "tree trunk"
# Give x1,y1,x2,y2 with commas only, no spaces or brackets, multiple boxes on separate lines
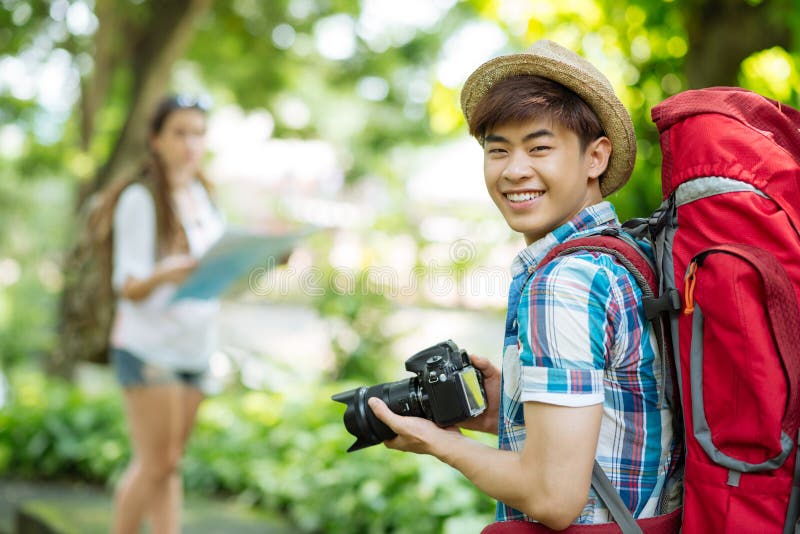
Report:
90,0,213,195
683,0,791,88
77,0,213,203
52,0,213,378
79,0,118,153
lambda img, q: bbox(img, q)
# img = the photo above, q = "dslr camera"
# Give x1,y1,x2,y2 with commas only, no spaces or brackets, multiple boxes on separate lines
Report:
332,340,487,452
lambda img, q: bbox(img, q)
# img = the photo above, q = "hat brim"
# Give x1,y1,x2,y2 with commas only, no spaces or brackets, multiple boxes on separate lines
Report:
461,50,636,197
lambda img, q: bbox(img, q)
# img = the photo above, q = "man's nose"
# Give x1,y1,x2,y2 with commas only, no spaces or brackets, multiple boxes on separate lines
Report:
501,151,533,181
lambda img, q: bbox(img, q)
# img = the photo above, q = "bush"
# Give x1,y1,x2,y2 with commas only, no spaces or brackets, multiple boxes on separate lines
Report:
0,370,127,482
0,370,494,533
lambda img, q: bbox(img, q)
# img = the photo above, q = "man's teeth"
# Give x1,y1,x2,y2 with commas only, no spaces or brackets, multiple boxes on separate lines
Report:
506,192,543,202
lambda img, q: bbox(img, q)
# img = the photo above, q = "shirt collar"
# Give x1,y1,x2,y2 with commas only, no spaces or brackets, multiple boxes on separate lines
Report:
510,201,620,277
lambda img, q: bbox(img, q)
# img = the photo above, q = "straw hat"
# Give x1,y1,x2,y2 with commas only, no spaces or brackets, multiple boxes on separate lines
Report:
460,40,636,197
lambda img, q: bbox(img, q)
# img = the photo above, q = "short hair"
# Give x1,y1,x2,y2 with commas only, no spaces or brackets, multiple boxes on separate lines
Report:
467,75,605,151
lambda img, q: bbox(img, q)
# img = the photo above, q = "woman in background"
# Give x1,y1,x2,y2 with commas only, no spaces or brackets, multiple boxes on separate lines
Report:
110,95,225,534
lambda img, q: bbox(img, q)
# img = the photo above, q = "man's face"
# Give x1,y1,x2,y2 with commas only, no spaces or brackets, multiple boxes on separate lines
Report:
482,117,609,245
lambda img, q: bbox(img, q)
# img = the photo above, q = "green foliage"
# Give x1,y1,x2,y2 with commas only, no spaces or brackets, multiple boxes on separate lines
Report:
0,371,126,481
312,266,400,383
0,1,53,53
0,370,494,533
186,383,494,533
0,176,72,369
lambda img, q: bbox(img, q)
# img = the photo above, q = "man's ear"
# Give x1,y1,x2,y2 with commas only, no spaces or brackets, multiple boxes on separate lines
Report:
586,136,612,180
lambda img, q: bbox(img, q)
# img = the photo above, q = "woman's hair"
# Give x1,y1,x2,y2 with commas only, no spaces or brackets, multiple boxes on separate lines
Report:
467,75,605,151
145,94,215,255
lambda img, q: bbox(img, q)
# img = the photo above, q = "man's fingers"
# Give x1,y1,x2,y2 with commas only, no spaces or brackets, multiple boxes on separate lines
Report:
469,354,497,374
368,397,399,429
469,354,488,367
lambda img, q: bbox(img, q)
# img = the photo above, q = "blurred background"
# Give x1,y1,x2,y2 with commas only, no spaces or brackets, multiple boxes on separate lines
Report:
1,0,799,532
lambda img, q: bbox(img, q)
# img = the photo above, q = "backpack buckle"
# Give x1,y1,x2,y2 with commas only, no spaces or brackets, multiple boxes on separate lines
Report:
643,288,681,320
648,196,677,241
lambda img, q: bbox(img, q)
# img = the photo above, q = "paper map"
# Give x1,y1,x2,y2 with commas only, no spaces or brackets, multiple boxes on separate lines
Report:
171,229,300,302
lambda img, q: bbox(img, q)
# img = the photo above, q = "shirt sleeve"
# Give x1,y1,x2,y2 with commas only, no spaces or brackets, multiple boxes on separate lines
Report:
112,183,156,291
517,252,622,407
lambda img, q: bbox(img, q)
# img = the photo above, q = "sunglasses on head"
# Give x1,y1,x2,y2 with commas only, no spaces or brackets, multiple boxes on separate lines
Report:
170,94,212,111
151,94,213,133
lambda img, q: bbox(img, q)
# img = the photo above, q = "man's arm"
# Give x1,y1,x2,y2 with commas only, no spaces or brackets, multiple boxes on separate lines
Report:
369,397,602,530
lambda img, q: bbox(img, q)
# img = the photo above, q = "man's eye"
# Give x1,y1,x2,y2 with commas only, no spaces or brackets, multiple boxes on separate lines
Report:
531,146,551,152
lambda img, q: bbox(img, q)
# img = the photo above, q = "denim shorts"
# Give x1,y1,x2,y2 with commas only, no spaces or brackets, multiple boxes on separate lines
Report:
110,348,209,392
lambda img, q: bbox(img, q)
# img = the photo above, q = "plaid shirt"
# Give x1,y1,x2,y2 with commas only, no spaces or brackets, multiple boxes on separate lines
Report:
496,201,676,524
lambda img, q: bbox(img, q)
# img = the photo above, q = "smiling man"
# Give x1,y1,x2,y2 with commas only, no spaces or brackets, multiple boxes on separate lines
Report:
369,40,682,531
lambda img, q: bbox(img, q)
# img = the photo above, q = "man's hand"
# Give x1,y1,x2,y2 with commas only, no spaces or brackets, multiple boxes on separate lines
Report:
367,397,462,456
457,354,501,435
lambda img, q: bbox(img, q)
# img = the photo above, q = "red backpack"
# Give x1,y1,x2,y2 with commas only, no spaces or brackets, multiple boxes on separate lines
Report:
648,87,800,533
482,87,800,534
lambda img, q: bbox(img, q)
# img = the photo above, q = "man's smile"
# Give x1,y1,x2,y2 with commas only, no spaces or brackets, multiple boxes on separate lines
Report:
504,190,545,208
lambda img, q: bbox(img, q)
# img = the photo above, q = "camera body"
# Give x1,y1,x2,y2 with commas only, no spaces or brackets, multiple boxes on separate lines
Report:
404,340,486,426
332,340,487,452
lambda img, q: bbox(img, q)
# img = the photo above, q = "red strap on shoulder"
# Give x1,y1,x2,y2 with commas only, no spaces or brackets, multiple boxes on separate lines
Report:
538,235,657,298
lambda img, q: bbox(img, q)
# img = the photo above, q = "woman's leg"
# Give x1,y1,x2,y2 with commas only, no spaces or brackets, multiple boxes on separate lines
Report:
147,385,204,533
112,383,183,534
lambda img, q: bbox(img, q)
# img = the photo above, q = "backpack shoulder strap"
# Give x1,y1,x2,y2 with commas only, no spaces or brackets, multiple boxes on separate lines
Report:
539,229,658,301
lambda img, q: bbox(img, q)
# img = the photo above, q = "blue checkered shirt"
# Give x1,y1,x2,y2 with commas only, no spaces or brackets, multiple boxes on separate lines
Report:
495,201,676,524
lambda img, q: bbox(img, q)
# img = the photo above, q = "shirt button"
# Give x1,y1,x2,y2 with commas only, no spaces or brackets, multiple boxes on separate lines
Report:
527,266,535,274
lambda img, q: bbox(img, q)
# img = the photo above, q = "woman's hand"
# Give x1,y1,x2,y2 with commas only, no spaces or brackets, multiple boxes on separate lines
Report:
457,354,501,435
155,255,198,284
121,255,198,300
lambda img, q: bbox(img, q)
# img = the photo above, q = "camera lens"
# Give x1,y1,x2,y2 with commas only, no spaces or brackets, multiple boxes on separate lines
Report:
332,378,427,452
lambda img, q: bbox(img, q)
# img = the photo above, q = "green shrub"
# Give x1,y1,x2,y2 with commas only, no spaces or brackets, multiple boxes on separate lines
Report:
0,370,127,481
0,370,494,533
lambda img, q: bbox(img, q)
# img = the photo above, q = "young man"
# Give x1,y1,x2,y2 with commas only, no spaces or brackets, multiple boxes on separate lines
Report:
369,40,680,529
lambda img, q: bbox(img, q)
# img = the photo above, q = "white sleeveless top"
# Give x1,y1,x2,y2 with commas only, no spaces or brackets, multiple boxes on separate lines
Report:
110,180,225,371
